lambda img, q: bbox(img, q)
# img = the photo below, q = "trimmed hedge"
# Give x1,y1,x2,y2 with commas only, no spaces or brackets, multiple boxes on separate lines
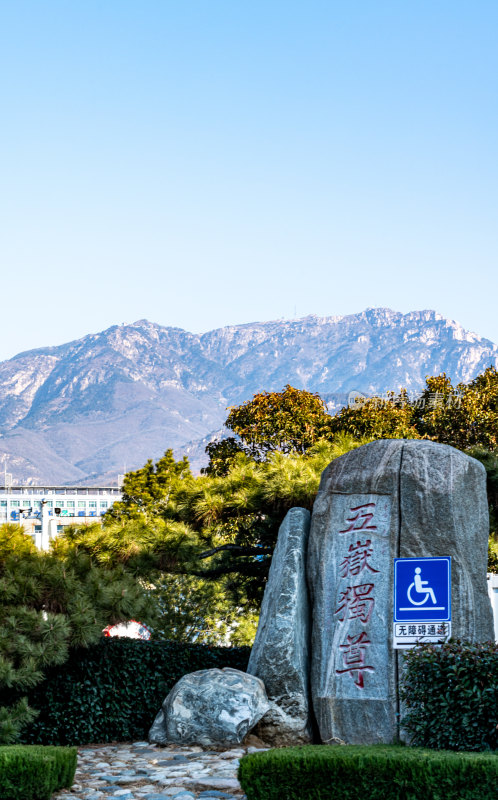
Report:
0,745,77,800
401,639,498,751
238,745,498,800
16,638,249,745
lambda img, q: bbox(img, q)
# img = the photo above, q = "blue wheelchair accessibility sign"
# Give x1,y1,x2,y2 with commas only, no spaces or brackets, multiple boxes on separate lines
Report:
394,557,451,622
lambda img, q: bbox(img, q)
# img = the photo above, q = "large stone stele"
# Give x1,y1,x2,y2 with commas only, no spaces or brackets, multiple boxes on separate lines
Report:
307,439,494,746
148,667,270,746
247,507,313,745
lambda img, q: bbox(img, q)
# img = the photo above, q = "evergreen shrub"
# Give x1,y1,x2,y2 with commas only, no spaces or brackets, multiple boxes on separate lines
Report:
18,637,249,745
401,640,498,751
0,744,77,800
238,745,498,800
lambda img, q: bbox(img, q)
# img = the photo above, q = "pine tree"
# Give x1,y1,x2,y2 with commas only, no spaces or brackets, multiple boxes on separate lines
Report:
0,524,156,743
104,449,192,521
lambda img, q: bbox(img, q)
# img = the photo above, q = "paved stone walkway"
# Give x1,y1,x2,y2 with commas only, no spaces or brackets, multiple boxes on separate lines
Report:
53,740,268,800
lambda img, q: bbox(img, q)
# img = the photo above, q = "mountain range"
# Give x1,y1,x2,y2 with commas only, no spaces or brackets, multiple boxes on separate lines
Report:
0,308,496,485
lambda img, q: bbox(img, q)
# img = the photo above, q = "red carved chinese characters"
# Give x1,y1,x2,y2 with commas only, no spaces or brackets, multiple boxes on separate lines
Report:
335,583,375,624
339,503,377,534
336,632,374,688
335,501,379,690
339,539,379,577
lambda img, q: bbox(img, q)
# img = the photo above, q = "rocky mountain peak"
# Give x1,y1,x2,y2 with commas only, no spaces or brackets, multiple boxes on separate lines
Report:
0,308,496,485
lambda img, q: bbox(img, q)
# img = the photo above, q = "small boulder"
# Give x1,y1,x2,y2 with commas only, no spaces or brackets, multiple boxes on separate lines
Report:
149,667,270,746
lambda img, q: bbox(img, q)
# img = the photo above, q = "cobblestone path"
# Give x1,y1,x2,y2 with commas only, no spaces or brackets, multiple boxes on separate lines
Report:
52,740,268,800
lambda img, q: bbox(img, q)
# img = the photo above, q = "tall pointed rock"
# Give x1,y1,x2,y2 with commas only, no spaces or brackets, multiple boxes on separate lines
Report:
247,507,313,745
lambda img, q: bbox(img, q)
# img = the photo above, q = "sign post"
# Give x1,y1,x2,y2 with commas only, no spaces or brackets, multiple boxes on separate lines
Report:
393,557,451,648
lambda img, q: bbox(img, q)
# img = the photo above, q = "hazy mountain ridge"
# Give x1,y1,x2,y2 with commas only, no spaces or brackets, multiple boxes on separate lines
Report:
0,309,496,484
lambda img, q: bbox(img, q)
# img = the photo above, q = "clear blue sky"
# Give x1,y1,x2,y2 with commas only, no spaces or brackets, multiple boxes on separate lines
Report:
1,1,497,361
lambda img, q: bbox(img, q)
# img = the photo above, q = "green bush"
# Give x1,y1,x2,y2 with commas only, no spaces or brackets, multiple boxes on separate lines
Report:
15,637,249,745
0,744,76,800
400,640,498,751
238,745,498,800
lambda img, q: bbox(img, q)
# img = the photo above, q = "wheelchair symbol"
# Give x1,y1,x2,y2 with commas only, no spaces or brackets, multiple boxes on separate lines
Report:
407,567,437,606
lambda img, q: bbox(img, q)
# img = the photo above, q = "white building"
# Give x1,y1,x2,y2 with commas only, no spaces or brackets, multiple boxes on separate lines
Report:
0,485,122,549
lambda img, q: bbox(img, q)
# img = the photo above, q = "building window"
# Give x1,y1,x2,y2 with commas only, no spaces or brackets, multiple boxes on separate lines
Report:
10,501,20,508
89,501,97,508
78,502,86,509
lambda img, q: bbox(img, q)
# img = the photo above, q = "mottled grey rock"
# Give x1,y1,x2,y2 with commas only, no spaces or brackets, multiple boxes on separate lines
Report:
398,441,493,642
149,668,269,746
308,439,494,746
247,507,313,745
